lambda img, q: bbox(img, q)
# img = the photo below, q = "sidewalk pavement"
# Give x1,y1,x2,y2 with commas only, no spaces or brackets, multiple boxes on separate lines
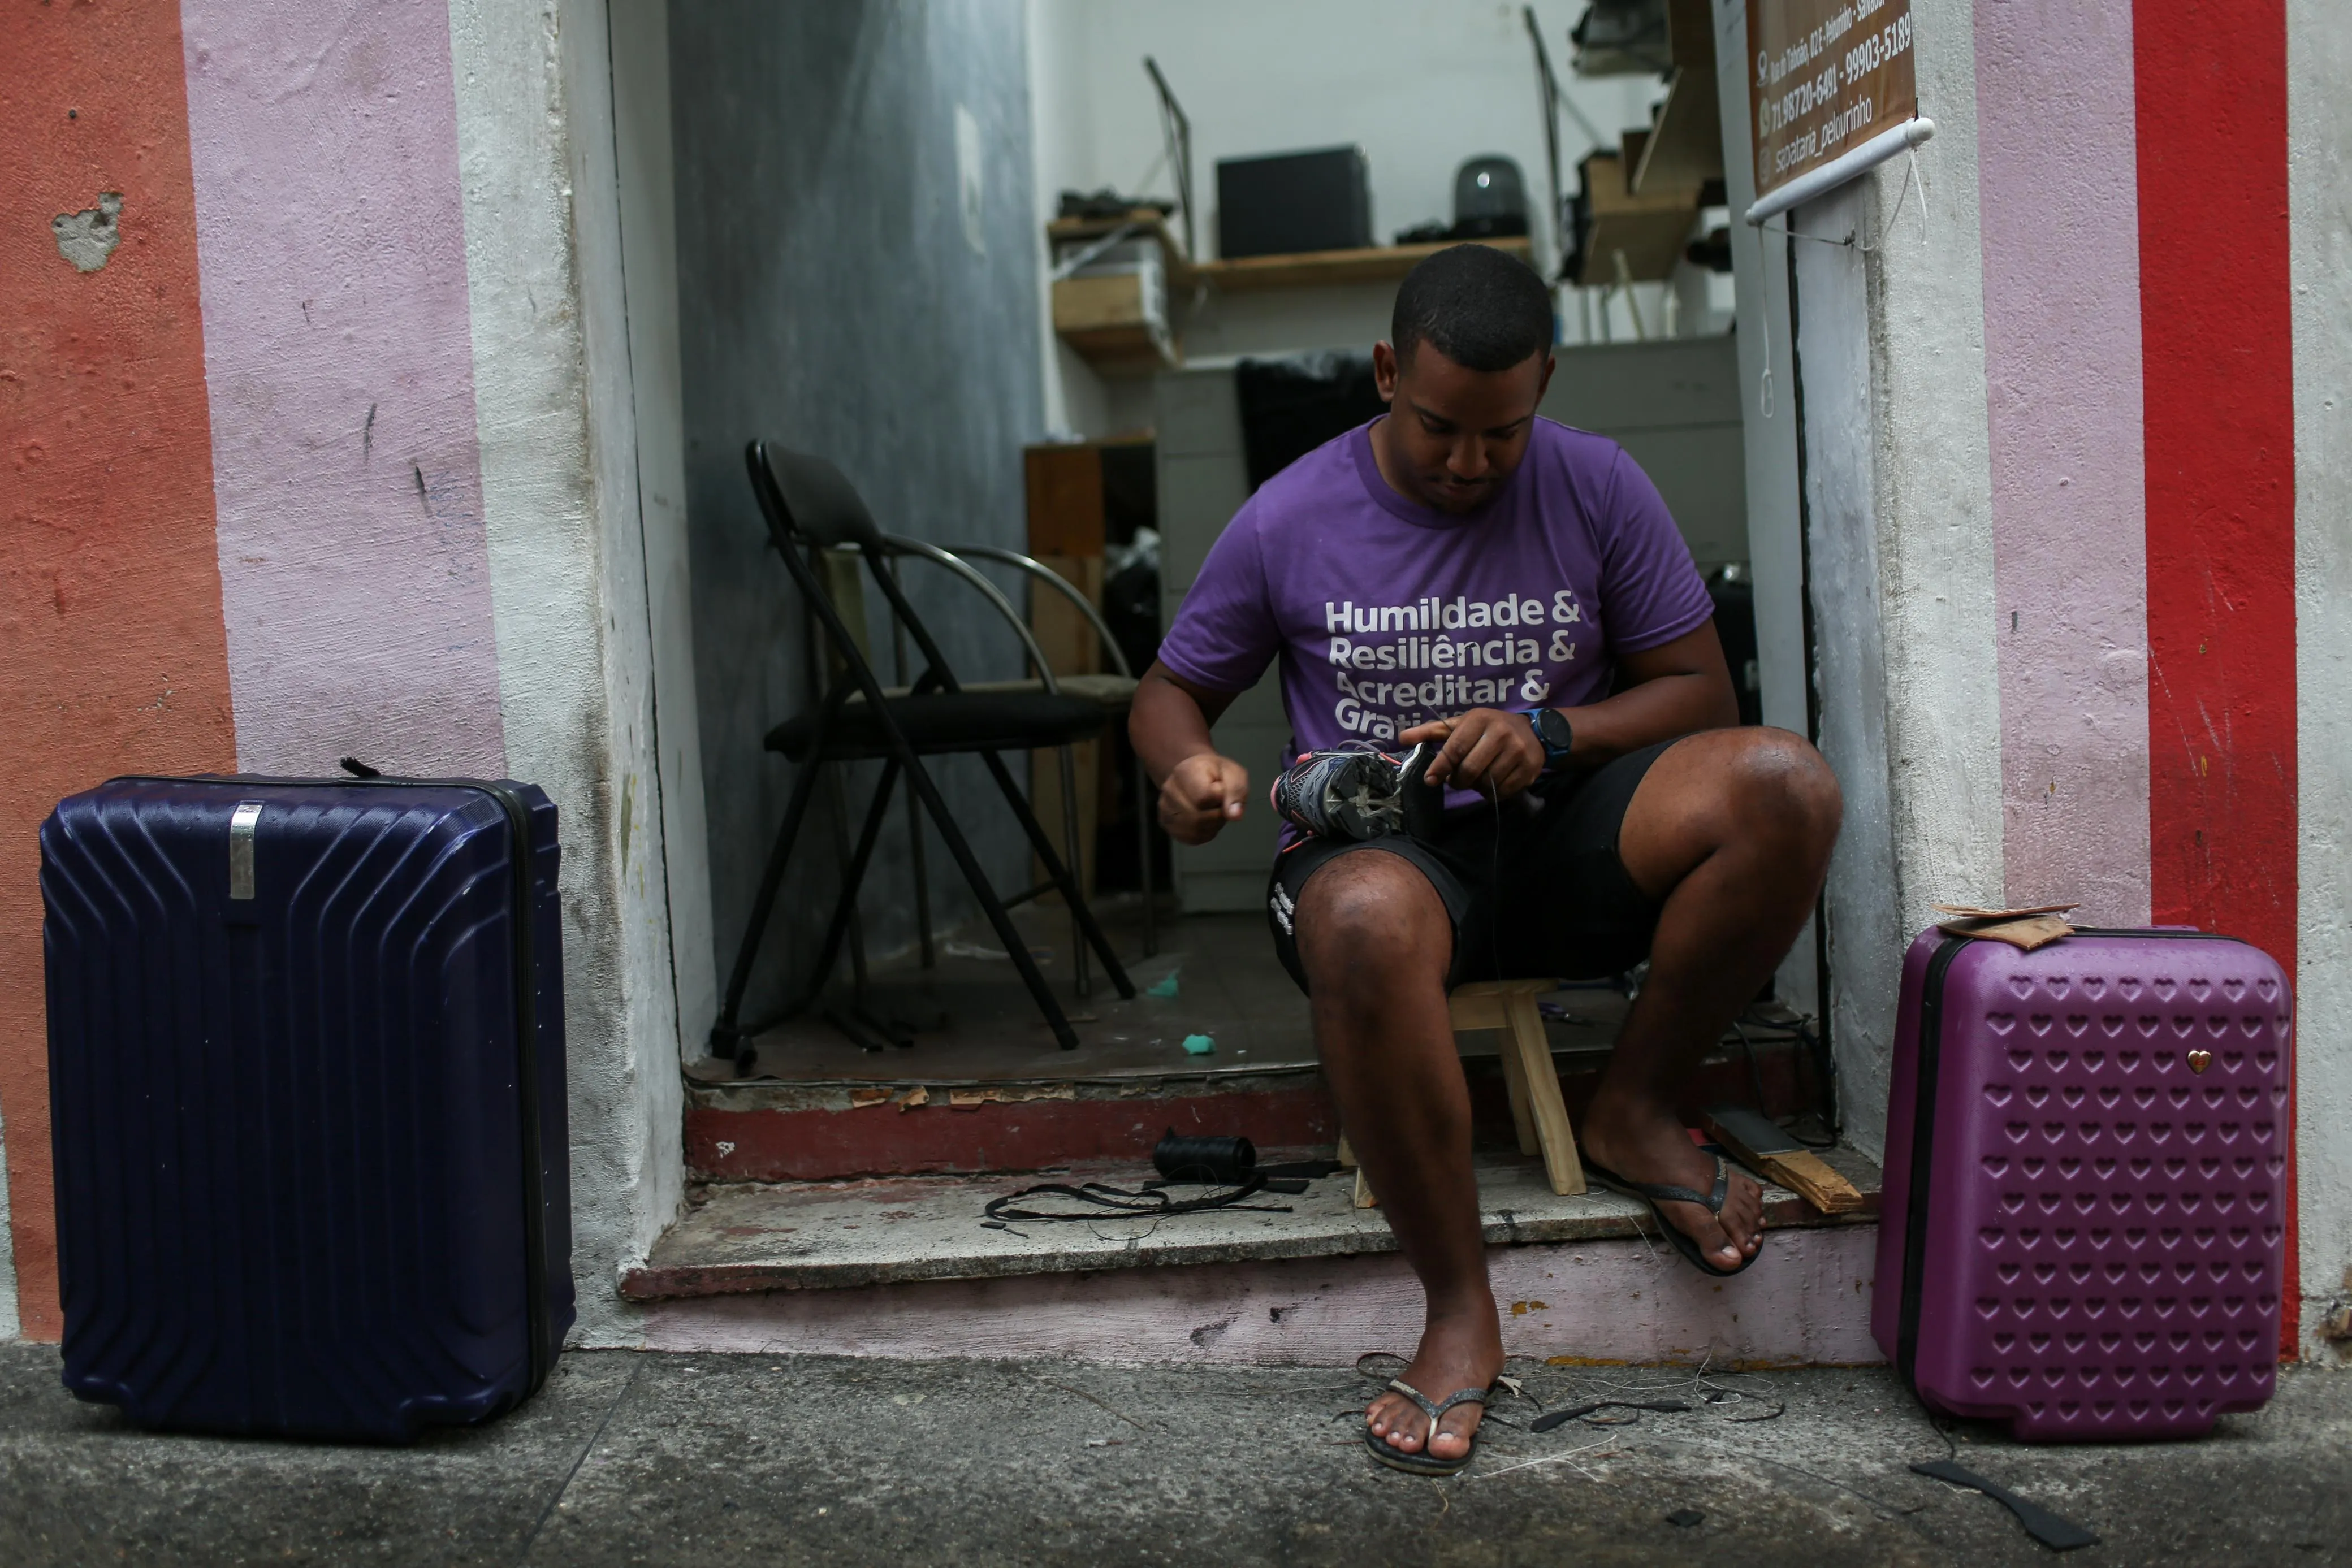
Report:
3,1341,2345,1565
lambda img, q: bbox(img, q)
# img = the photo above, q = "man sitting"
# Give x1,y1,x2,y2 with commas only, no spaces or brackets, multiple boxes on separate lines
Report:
1128,245,1841,1474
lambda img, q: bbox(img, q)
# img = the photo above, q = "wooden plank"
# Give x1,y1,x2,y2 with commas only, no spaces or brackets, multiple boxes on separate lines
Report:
1024,445,1104,558
1493,1026,1542,1156
1755,1150,1865,1215
1446,991,1511,1032
1028,554,1105,898
1576,150,1701,285
1052,273,1178,375
1052,272,1155,334
1503,990,1586,1196
1196,236,1533,293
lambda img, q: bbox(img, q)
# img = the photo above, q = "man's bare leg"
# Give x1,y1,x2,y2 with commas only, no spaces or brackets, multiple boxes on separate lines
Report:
1295,851,1498,1463
1578,728,1843,1269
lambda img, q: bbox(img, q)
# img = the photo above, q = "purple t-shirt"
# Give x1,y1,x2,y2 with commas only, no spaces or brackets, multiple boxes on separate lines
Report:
1158,417,1713,811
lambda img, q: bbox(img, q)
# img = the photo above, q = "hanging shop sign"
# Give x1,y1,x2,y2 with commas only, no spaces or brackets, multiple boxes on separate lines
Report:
1745,0,1934,224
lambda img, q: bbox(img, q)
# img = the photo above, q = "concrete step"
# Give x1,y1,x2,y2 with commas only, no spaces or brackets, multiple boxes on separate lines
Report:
624,1145,1887,1368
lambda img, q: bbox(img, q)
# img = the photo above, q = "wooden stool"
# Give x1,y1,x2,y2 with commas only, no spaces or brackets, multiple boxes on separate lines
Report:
1338,979,1586,1207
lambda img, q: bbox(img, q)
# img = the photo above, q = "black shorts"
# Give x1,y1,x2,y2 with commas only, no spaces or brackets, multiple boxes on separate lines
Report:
1265,737,1680,993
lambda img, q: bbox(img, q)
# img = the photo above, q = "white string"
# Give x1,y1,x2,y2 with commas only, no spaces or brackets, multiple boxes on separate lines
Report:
1877,145,1929,247
1753,218,1776,422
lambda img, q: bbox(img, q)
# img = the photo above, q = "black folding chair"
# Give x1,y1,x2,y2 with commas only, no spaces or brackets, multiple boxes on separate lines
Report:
711,441,1136,1067
937,543,1158,965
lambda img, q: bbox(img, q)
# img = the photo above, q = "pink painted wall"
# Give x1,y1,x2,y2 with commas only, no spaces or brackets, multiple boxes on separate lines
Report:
645,1228,1883,1366
1974,0,2152,925
180,0,505,776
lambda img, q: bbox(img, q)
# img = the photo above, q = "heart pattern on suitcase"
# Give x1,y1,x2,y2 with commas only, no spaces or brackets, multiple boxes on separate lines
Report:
1883,930,2292,1443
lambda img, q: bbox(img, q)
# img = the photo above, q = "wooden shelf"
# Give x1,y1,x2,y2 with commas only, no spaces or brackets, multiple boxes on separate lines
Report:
1193,235,1533,293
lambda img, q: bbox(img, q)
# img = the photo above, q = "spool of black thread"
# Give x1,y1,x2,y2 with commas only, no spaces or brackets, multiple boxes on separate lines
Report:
1152,1128,1256,1185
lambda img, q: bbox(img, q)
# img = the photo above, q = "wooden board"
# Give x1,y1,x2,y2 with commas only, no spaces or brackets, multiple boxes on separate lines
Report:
1024,444,1105,559
1052,274,1177,375
1577,150,1701,286
1028,554,1106,898
1194,236,1533,293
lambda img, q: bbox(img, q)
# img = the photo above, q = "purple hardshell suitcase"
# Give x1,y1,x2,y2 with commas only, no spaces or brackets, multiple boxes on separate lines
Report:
41,774,572,1441
1873,924,2291,1441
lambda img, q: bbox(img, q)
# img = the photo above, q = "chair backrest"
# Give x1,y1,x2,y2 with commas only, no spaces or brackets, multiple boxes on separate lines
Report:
746,439,967,701
751,441,886,552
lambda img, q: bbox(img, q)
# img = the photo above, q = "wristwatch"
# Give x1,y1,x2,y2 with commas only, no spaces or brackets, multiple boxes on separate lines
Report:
1524,708,1574,768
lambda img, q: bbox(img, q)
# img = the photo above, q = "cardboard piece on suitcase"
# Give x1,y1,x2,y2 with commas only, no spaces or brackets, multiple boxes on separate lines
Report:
1931,902,2081,951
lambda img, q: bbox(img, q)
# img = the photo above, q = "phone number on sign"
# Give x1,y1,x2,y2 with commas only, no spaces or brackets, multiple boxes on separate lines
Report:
1843,11,1912,83
1760,11,1913,141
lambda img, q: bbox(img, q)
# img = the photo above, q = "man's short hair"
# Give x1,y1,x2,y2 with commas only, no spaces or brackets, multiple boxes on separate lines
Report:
1390,244,1556,372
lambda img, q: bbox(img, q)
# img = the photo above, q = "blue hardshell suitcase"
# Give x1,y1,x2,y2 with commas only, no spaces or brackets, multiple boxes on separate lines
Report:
41,774,573,1441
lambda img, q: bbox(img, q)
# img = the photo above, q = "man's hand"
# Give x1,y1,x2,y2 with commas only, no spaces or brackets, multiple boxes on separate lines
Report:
1401,708,1545,799
1158,752,1251,844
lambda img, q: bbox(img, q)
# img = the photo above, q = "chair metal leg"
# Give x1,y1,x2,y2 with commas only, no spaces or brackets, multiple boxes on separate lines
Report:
1132,750,1157,958
712,753,828,1058
974,748,1136,1000
898,753,1082,1049
798,761,902,1027
906,782,935,968
820,763,871,994
1057,742,1089,999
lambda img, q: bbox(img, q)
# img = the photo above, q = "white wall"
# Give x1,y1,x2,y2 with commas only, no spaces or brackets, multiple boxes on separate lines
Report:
1769,0,2002,1159
1709,0,1816,1019
449,0,686,1345
608,0,720,1062
2289,0,2352,1358
1027,0,1684,435
0,1105,15,1340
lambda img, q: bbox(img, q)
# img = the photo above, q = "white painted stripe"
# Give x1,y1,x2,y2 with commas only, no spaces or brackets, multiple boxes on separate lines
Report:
0,1101,16,1341
446,0,684,1345
2288,0,2352,1356
643,1228,1883,1366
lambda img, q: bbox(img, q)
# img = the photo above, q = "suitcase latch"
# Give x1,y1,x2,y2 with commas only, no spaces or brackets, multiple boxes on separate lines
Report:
228,802,263,900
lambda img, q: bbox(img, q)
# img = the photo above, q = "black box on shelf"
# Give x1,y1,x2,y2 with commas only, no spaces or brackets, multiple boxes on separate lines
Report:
1216,146,1372,259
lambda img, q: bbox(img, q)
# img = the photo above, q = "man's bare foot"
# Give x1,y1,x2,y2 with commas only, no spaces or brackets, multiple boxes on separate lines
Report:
1581,1094,1764,1272
1364,1300,1506,1461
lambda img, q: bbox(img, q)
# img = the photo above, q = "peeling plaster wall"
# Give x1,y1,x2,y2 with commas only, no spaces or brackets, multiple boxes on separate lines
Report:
1711,0,1819,1021
1784,0,2003,1160
2289,0,2352,1358
448,0,682,1344
671,1,1045,1024
1791,183,1904,1162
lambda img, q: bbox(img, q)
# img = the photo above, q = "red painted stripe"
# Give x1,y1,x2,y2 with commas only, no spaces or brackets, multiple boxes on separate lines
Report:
688,1089,1343,1183
0,4,239,1340
688,1049,1818,1183
2134,0,2298,1355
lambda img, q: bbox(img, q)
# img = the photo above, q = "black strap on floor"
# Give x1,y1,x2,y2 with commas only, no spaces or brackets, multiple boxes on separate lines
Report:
984,1173,1293,1223
1531,1400,1691,1432
1912,1459,2100,1550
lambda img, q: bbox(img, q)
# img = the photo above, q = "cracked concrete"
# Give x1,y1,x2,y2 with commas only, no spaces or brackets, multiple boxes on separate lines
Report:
1,1342,2344,1565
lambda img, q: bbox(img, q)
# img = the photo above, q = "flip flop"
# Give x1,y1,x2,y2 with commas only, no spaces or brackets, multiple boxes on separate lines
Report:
1364,1378,1489,1476
1584,1153,1761,1277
